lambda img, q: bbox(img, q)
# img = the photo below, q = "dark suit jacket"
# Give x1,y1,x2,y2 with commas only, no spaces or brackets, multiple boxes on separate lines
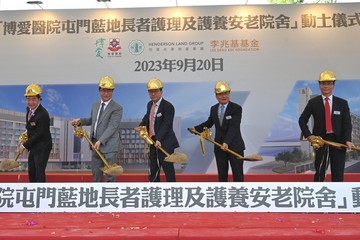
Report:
81,99,123,153
140,98,179,152
299,95,352,144
23,104,52,151
194,101,245,153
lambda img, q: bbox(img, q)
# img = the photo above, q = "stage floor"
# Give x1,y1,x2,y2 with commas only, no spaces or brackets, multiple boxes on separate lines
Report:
1,212,359,239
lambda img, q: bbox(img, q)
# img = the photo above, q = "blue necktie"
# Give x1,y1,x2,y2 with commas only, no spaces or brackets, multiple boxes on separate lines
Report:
219,105,224,126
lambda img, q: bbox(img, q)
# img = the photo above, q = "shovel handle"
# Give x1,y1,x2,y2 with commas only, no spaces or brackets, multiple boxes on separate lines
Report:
12,131,27,162
320,138,360,151
144,134,171,157
157,146,171,157
83,132,111,168
203,134,245,159
135,126,171,157
13,149,22,162
188,127,244,159
74,127,111,169
333,142,360,151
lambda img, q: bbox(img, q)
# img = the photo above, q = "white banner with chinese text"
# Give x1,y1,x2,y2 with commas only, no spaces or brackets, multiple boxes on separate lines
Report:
1,182,359,212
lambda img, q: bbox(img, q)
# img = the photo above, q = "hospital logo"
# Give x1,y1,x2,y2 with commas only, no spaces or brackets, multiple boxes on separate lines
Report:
108,38,122,52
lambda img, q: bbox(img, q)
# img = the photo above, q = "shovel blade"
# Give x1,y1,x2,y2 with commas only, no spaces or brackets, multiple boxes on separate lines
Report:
164,152,188,164
101,164,124,176
1,159,21,170
237,154,263,161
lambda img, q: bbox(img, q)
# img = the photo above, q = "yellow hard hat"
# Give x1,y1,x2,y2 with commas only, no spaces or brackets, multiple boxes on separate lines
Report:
99,76,115,89
215,81,231,94
147,78,163,90
319,70,336,82
24,84,42,97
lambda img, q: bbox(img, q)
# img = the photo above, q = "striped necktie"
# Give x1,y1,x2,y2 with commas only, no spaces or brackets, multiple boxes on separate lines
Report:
149,102,156,137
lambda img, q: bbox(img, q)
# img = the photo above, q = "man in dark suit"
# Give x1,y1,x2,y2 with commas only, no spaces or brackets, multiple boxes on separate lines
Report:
190,81,245,182
21,84,52,182
299,70,354,182
72,76,123,182
135,78,179,182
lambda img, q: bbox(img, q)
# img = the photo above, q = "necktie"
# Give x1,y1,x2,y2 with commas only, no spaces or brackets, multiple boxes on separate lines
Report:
149,102,156,137
27,111,32,121
219,105,224,126
94,103,105,136
325,97,332,132
98,103,105,121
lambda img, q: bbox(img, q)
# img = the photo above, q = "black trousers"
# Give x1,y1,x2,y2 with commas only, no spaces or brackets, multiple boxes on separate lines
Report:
214,149,244,182
314,133,346,182
148,145,176,182
27,141,52,182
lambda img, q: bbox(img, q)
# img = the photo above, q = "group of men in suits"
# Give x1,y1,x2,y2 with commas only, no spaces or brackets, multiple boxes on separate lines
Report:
134,71,355,183
23,70,355,183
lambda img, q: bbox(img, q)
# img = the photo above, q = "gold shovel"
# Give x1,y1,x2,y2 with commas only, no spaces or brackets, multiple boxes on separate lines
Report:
1,149,22,170
74,126,123,176
1,131,28,170
311,136,360,151
188,127,263,161
135,126,188,164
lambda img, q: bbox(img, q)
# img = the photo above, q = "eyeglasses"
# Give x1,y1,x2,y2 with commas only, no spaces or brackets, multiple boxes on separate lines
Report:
319,82,334,86
148,89,161,94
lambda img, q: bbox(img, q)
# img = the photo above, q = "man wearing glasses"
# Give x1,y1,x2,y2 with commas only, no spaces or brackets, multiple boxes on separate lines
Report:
72,76,123,182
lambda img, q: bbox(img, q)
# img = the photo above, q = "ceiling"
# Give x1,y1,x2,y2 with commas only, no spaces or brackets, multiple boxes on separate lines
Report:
0,0,358,11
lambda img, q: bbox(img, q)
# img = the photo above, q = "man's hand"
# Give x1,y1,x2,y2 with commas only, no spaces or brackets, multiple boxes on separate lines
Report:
346,141,355,150
187,127,196,134
134,126,143,132
19,144,26,152
94,141,102,150
221,142,228,150
71,119,81,127
154,140,161,148
307,135,316,143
